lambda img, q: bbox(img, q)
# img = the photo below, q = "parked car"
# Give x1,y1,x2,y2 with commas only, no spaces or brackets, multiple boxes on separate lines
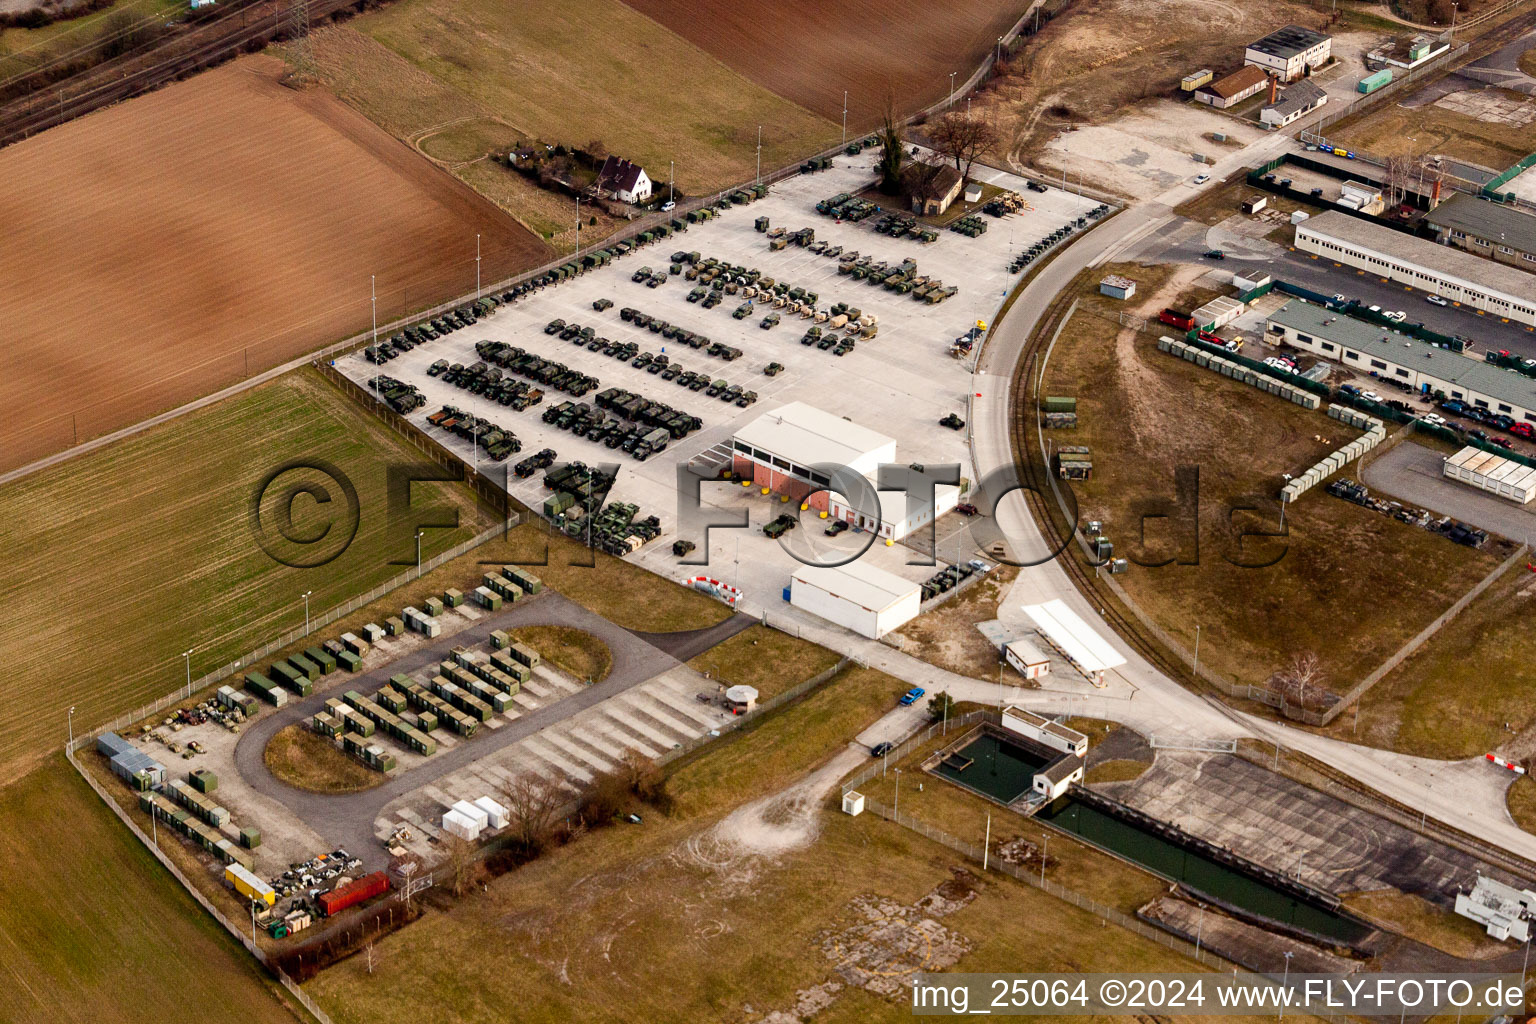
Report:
1470,429,1489,442
1492,437,1514,448
956,503,979,517
898,687,926,707
1425,294,1448,307
660,201,676,212
967,559,991,573
870,742,893,758
1202,250,1225,260
1421,413,1447,426
1361,390,1382,402
1340,383,1361,396
824,520,850,537
1384,310,1407,323
1511,423,1534,439
1192,173,1210,185
1440,400,1467,414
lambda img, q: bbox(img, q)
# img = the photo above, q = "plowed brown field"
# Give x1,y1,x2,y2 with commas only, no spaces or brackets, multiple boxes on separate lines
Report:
0,54,550,472
620,0,1029,127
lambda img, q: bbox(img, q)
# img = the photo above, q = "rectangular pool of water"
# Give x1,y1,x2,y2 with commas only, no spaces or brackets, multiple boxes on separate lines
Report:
933,732,1050,804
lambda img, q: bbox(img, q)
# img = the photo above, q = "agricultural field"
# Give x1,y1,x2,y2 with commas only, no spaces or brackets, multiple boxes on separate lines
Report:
0,53,548,471
304,663,1283,1024
621,0,1030,127
0,368,492,782
1041,263,1501,697
292,0,835,249
0,760,302,1024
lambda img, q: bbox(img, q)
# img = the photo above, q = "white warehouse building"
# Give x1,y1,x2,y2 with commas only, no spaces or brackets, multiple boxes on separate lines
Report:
789,560,921,639
1294,211,1536,327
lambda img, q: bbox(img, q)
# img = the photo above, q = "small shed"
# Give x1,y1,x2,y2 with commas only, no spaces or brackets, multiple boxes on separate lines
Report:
723,685,759,714
1004,638,1052,680
1241,196,1268,215
964,182,983,203
1099,274,1136,300
842,791,866,816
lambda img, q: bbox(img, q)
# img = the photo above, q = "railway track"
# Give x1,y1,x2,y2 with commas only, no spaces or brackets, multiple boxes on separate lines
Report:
1003,278,1197,692
0,0,360,148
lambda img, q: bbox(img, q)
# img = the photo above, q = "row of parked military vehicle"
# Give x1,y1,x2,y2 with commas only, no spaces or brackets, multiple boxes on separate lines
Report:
366,298,497,365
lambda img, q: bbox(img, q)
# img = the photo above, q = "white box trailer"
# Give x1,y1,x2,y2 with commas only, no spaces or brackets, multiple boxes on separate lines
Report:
473,796,509,829
452,799,489,832
441,809,481,841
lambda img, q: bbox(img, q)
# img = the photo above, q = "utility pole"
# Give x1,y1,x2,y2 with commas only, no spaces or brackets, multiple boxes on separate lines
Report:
182,649,193,698
1040,831,1049,885
68,705,76,749
755,125,762,186
301,590,312,633
841,90,848,148
668,160,674,207
415,530,425,578
1280,951,1294,1021
948,71,957,108
894,768,902,818
1191,624,1201,682
983,813,991,870
475,234,481,300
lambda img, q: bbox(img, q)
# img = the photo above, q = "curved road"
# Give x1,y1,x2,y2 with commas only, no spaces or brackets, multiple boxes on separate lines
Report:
810,124,1536,865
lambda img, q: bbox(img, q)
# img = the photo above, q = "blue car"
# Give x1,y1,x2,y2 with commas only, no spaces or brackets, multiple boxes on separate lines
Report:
898,687,926,706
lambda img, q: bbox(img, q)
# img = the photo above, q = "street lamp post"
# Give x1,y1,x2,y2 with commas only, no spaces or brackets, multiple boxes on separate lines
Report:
842,90,848,148
301,590,312,634
68,705,76,749
182,648,193,699
894,768,903,818
1040,831,1050,885
475,234,481,300
1191,624,1202,682
756,125,762,186
669,160,674,207
1280,950,1294,1021
415,530,425,579
948,71,957,108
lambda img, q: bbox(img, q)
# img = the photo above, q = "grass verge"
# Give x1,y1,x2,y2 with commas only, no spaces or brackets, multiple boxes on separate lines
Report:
509,625,612,683
1509,774,1536,835
264,723,383,794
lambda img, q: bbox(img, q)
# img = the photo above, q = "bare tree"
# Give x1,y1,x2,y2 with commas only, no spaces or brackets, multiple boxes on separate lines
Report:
364,940,379,975
928,111,1000,182
1267,651,1331,712
617,749,664,802
442,833,475,898
502,772,563,854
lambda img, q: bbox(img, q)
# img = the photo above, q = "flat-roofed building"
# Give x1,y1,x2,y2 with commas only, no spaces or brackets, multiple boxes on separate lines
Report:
1266,299,1536,423
1294,211,1536,327
1424,194,1536,275
789,560,921,638
1020,600,1126,687
1245,25,1332,81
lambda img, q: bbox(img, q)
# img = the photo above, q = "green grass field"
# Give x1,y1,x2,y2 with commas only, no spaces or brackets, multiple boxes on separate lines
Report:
685,622,842,699
0,760,304,1024
0,368,490,781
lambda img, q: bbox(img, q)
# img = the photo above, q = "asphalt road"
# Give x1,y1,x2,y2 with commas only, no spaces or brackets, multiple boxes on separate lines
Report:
235,591,682,868
1365,440,1536,540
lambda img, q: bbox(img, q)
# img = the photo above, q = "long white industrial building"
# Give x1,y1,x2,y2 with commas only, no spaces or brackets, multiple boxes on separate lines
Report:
1294,211,1536,327
1022,599,1126,687
789,560,921,639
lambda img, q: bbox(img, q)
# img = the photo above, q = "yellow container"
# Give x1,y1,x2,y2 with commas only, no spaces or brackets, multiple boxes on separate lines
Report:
819,511,827,519
761,487,770,495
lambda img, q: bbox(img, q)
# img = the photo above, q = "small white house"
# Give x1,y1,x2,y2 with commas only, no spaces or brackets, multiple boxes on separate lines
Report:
1032,755,1085,800
1004,638,1051,681
597,155,652,204
1455,875,1536,941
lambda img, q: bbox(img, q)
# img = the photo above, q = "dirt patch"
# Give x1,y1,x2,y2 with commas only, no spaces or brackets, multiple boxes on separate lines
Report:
264,722,384,794
894,566,1018,678
0,55,550,471
1334,87,1536,172
1346,890,1510,959
509,625,613,683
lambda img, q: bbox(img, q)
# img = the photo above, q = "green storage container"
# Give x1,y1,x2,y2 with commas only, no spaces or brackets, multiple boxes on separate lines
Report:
289,654,321,681
443,588,465,608
424,596,445,617
337,649,362,672
305,646,337,674
416,711,438,733
190,769,218,794
489,629,510,650
239,826,261,849
385,617,405,637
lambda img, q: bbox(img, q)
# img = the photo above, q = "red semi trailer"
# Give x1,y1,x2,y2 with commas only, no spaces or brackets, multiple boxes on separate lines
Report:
318,870,389,917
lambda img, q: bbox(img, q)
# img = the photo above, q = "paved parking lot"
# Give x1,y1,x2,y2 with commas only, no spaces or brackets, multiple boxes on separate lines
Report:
1364,441,1536,541
338,153,1104,613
